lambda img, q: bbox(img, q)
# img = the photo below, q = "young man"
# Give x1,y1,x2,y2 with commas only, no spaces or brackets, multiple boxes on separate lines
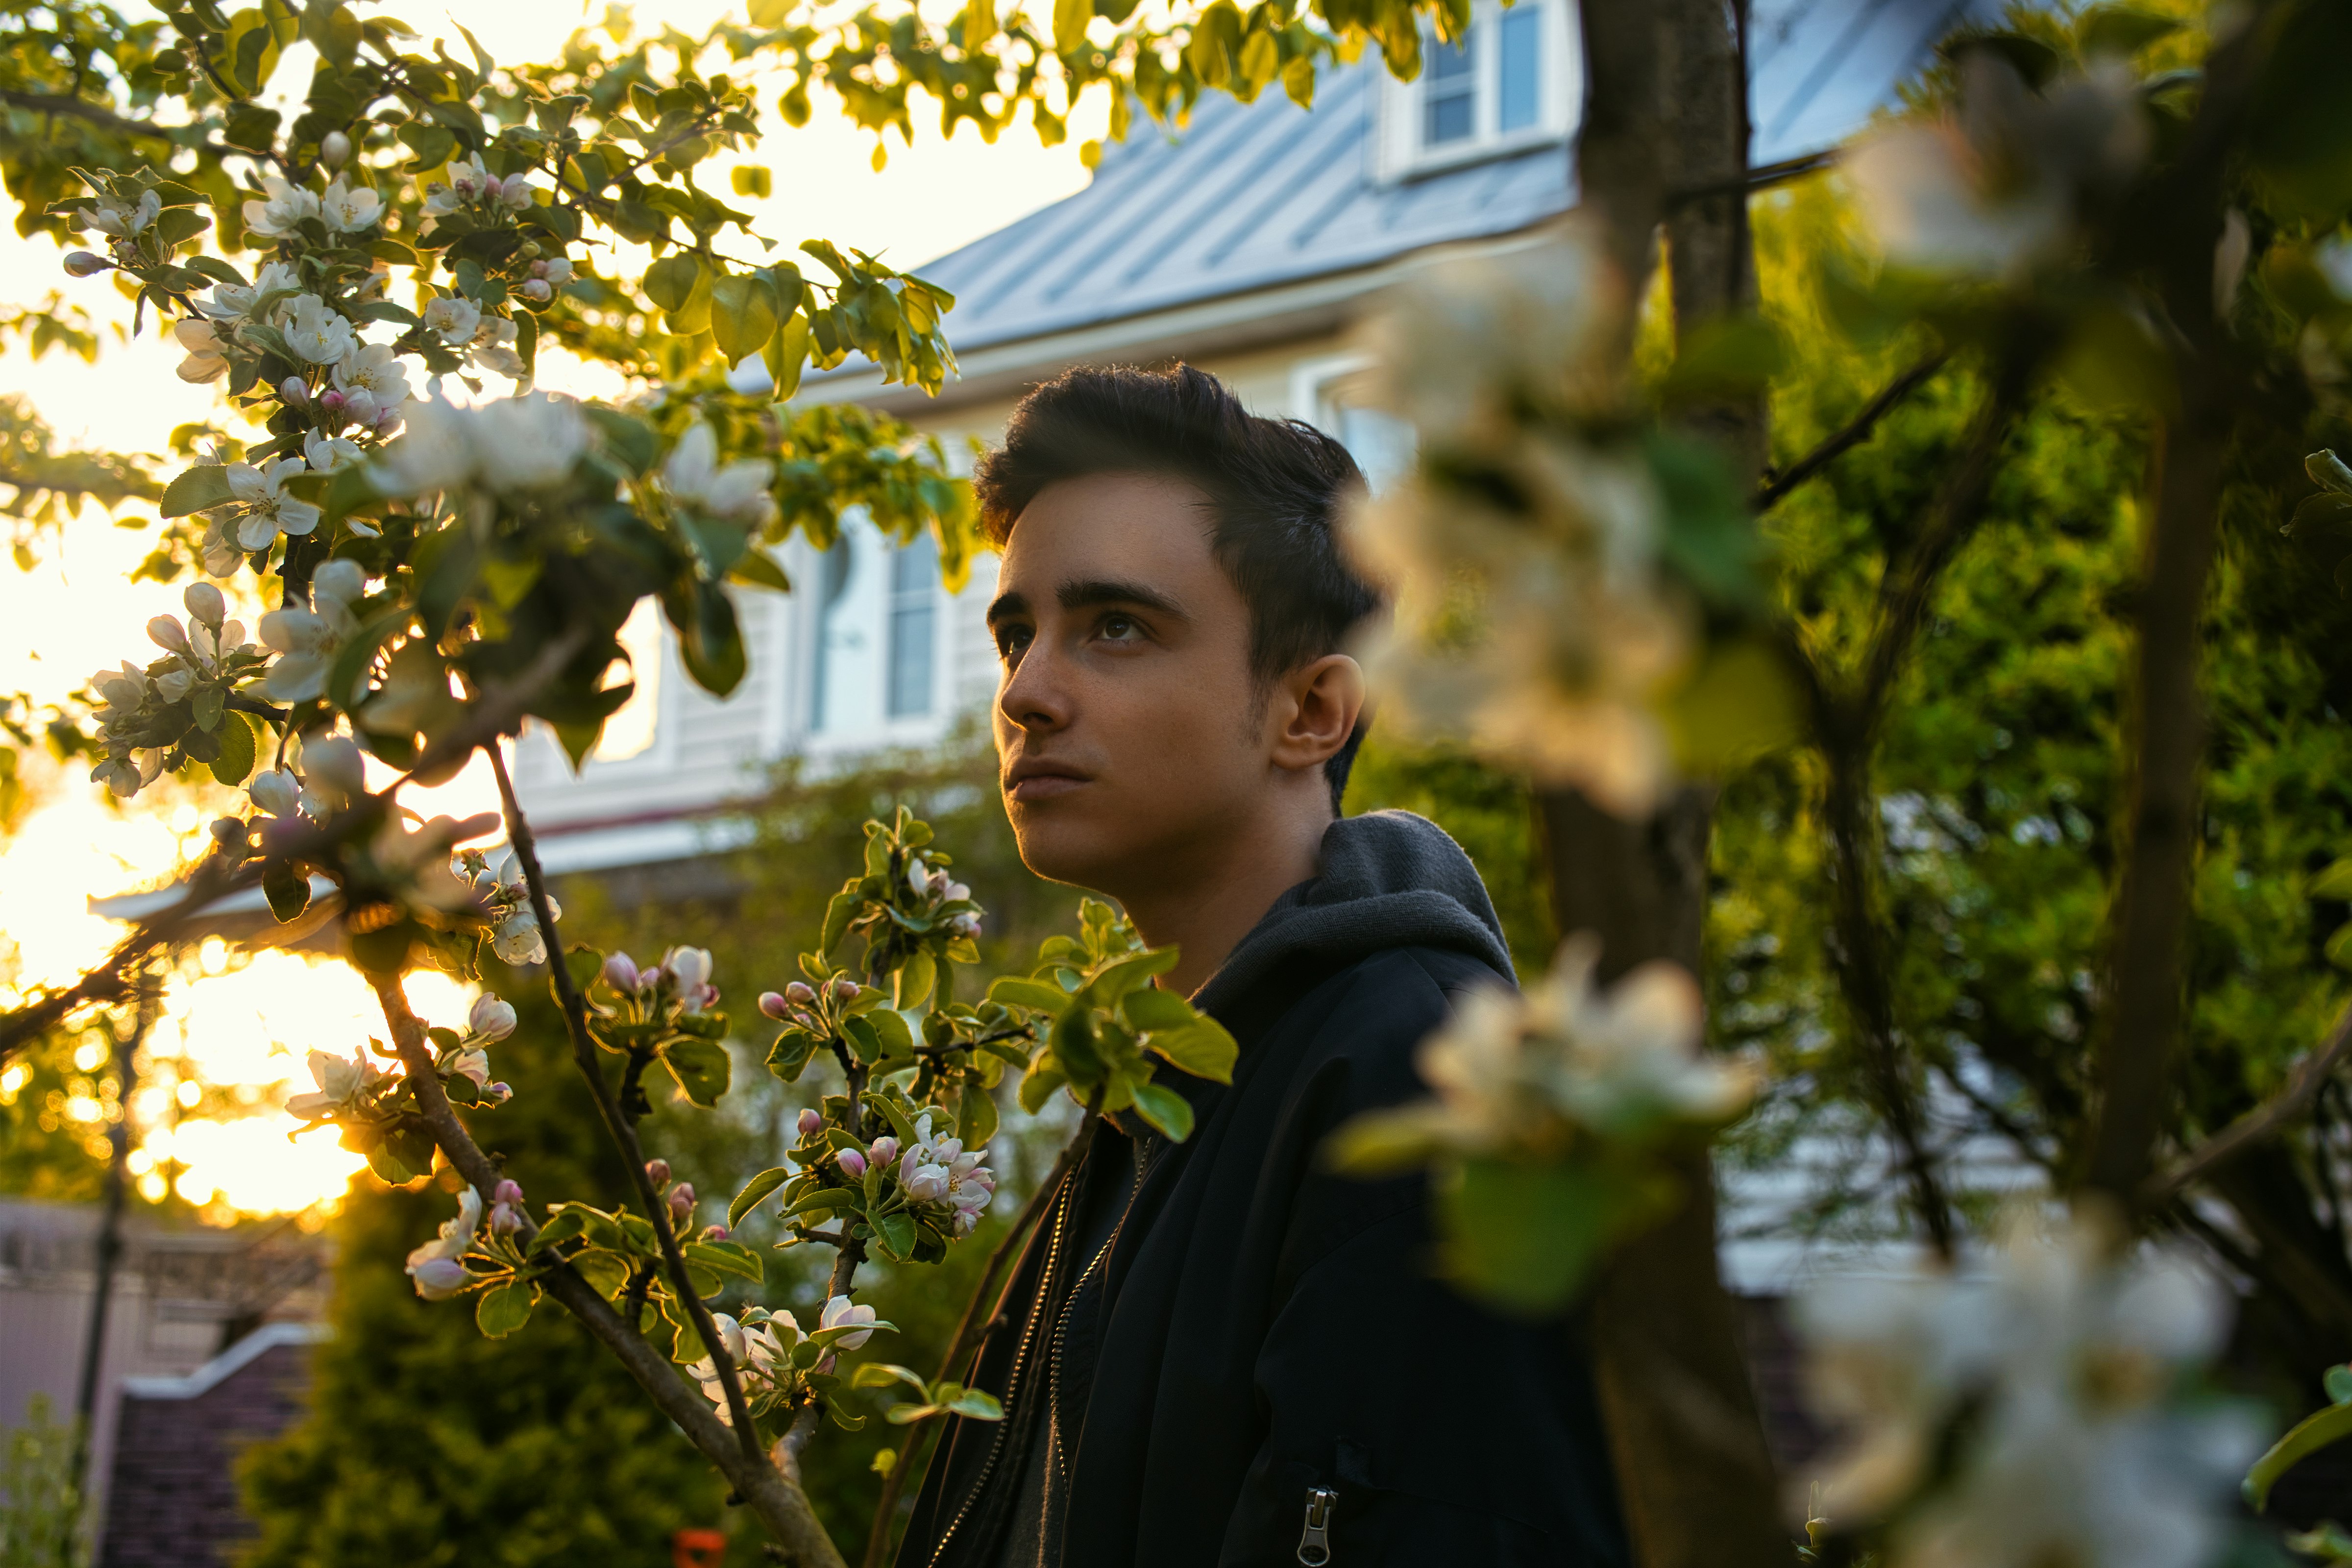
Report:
896,366,1625,1568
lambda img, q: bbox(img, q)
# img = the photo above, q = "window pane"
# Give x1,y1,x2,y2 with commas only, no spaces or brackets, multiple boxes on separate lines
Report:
1499,7,1541,132
1423,26,1476,146
886,531,937,718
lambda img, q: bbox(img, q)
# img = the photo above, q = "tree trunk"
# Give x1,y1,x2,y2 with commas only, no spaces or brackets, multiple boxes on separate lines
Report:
1562,2,1787,1563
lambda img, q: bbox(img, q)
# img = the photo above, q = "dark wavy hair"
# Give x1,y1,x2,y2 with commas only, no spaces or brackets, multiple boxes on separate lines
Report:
974,364,1381,813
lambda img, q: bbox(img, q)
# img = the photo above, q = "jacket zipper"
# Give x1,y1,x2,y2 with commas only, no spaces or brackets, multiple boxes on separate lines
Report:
1047,1133,1152,1483
1297,1487,1337,1566
926,1170,1077,1568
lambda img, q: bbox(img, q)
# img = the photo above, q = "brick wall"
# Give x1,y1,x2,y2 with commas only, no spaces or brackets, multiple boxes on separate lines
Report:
98,1337,314,1568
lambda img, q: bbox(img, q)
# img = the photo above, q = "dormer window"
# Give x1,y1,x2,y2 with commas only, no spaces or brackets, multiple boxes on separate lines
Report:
1377,0,1581,181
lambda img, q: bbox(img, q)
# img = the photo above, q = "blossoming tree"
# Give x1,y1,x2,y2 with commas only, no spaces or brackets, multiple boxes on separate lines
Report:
10,0,2352,1565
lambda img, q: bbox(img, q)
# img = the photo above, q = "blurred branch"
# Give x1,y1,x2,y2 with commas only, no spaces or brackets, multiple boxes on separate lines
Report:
1753,351,1950,511
1664,147,1839,210
2144,999,2352,1204
0,87,241,162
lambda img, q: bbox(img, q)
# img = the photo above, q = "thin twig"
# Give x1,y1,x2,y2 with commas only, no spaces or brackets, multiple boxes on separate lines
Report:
2143,998,2352,1205
1754,351,1950,511
1663,146,1838,210
487,744,767,1462
858,1108,1100,1568
366,973,845,1567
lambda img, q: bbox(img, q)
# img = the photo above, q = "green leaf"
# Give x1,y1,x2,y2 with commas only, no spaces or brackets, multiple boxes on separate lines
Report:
1128,1080,1194,1142
161,465,238,518
1145,1018,1238,1084
1019,1063,1065,1114
660,1035,732,1107
728,549,792,592
766,311,810,401
262,859,311,923
1052,0,1090,53
2314,451,2352,498
2328,1363,2352,1406
1437,1158,1677,1318
476,1279,534,1337
2314,859,2352,901
821,891,858,956
643,253,703,314
941,1388,1003,1421
571,1249,629,1299
957,1081,999,1148
709,272,780,368
209,709,257,785
2248,1399,2352,1511
851,1361,927,1392
2076,5,2179,59
871,1208,916,1260
684,1239,763,1283
988,976,1070,1011
729,1166,793,1229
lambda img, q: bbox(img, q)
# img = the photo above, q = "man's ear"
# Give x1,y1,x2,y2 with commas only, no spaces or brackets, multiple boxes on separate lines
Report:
1268,654,1365,775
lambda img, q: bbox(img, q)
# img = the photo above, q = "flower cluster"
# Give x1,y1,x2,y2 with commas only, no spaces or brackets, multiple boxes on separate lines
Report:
686,1296,884,1429
373,392,591,499
1847,50,2150,280
284,1044,388,1121
256,558,367,702
405,1185,482,1300
1350,228,1699,817
1796,1211,2262,1568
247,731,366,823
85,581,263,797
662,422,778,530
832,1111,996,1238
604,946,719,1014
1344,935,1758,1165
906,852,981,941
456,851,561,966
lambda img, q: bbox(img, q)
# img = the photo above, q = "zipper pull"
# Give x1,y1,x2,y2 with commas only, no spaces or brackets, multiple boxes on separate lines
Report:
1297,1486,1337,1566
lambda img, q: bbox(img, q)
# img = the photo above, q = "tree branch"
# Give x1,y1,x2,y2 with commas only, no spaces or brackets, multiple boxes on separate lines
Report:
485,743,770,1465
0,87,242,162
1753,351,1950,511
2143,999,2352,1205
366,973,844,1568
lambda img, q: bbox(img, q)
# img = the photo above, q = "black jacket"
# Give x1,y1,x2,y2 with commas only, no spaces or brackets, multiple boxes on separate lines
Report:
895,811,1627,1568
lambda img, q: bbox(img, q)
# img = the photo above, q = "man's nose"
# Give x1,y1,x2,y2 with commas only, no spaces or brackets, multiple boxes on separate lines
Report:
997,639,1070,735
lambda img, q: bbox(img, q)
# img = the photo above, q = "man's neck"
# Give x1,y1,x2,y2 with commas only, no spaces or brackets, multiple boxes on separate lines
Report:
1119,800,1330,999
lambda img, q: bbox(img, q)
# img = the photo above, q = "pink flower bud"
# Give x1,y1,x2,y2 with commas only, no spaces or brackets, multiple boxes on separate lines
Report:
183,581,224,626
208,816,245,847
280,376,308,405
830,979,858,1002
643,1157,670,1190
485,1082,513,1103
667,1183,695,1222
521,278,551,302
147,615,192,655
797,1108,823,1136
602,952,640,991
785,980,816,1004
318,389,346,414
866,1136,899,1169
837,1150,866,1179
530,259,550,279
700,1223,731,1242
62,251,107,277
759,991,790,1019
492,1178,523,1205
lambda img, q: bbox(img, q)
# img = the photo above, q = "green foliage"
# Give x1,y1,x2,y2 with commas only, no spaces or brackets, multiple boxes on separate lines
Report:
2248,1361,2352,1512
0,1394,85,1568
1341,731,1553,971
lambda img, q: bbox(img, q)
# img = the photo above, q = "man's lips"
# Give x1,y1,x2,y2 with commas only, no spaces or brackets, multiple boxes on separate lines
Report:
1004,760,1091,803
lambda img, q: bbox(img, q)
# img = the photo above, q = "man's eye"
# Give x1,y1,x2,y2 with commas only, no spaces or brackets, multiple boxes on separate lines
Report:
1099,614,1141,642
996,626,1031,661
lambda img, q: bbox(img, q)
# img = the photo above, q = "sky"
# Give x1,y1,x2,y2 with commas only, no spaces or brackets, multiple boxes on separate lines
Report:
0,0,1096,1219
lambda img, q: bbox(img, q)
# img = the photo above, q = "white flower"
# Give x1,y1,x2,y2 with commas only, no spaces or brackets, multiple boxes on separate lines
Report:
281,294,355,365
470,394,587,492
491,908,551,966
819,1295,878,1350
404,1187,484,1299
450,1047,490,1086
422,294,481,346
496,172,533,208
285,1047,382,1119
248,769,300,817
374,398,476,495
319,177,382,233
1797,1211,2262,1568
172,318,228,383
81,190,159,238
243,176,321,239
663,423,778,529
197,261,300,324
332,342,412,413
903,1163,950,1202
303,430,364,473
226,458,321,550
468,994,517,1040
302,732,367,797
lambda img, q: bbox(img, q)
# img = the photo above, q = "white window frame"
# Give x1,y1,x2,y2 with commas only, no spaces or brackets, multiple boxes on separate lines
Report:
791,513,960,762
1373,0,1582,184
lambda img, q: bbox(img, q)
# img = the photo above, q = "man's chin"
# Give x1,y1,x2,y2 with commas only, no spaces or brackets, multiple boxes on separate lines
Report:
1007,817,1124,896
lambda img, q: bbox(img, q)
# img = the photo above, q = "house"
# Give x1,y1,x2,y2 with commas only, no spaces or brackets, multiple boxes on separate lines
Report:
507,0,1984,894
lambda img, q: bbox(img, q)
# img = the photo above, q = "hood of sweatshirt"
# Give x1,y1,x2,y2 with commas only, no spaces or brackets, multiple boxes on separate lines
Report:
1191,808,1515,1023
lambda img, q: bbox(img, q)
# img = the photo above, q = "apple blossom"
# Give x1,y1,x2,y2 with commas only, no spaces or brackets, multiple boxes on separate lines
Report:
61,250,106,277
837,1149,867,1178
183,581,224,625
797,1108,824,1136
667,1183,696,1223
281,294,355,364
172,317,227,382
451,1047,491,1087
319,176,382,233
303,430,364,473
79,190,158,238
332,341,412,413
248,769,300,818
820,1295,878,1350
319,129,351,167
422,294,481,346
242,176,320,238
468,994,518,1040
225,458,321,550
662,423,779,529
759,991,792,1019
285,1046,383,1119
644,1158,672,1190
403,1186,483,1300
603,951,642,992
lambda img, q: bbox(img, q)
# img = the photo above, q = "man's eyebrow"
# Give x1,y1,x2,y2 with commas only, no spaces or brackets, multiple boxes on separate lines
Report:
984,588,1030,628
1057,578,1190,621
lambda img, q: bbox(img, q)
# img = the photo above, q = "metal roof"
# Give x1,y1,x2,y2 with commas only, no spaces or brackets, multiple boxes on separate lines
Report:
904,0,1984,357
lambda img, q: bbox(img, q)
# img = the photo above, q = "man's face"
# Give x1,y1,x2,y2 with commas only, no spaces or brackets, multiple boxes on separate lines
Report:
988,471,1269,894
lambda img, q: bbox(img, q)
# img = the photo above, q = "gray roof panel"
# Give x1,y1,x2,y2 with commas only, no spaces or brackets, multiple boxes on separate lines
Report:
893,0,1990,357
